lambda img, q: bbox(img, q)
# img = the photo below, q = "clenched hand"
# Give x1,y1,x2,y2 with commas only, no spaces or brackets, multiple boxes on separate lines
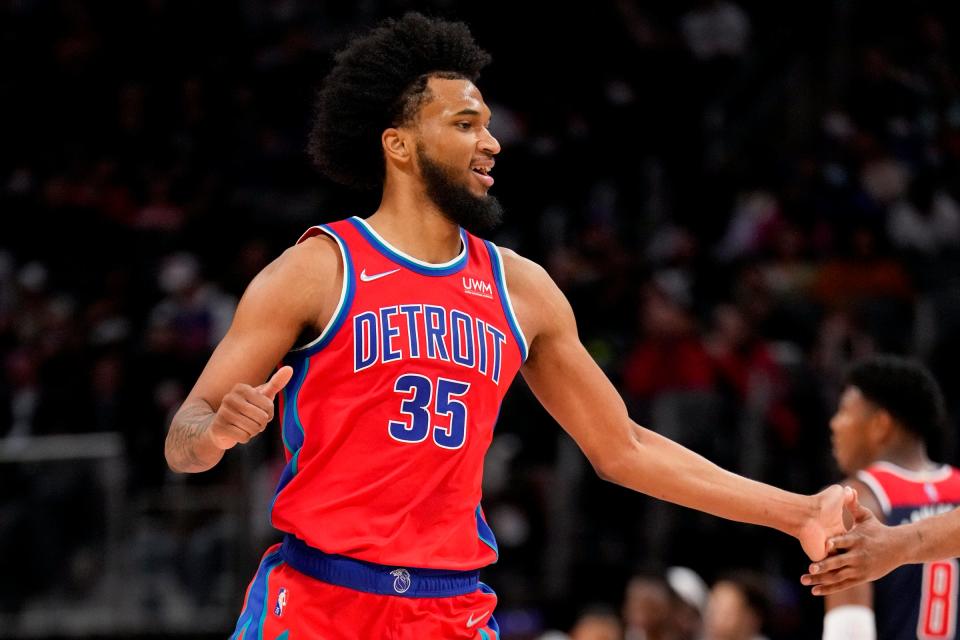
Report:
209,366,294,450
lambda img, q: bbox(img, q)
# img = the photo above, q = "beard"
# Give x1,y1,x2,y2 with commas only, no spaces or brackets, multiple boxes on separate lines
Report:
417,146,504,236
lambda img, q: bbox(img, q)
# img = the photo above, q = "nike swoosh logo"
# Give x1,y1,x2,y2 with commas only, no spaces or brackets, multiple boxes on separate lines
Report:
466,611,488,628
360,268,401,282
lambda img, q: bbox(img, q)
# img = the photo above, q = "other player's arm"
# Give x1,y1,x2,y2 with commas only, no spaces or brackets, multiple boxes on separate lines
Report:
164,236,340,473
820,479,878,640
805,503,960,596
503,250,851,561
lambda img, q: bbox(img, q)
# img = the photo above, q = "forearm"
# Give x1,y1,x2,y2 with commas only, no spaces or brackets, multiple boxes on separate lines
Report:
603,424,814,536
164,400,225,473
896,508,960,564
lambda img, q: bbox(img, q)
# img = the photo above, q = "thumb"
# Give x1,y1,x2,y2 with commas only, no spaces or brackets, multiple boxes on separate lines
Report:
257,366,294,399
843,485,859,529
844,485,859,509
852,500,874,524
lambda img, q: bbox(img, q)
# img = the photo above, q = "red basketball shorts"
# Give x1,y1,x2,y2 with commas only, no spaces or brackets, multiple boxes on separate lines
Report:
229,540,500,639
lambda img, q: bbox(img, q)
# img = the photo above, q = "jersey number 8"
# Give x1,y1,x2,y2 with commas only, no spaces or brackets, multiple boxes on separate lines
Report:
919,559,958,640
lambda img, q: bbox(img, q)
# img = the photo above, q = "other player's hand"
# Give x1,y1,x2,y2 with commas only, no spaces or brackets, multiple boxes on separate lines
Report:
801,497,901,595
208,366,294,450
797,484,857,561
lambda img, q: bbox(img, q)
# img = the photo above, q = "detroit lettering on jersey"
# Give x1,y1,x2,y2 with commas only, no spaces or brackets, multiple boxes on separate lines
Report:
353,303,509,384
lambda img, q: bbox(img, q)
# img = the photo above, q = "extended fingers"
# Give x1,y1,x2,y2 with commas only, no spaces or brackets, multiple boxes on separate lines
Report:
802,564,860,591
807,550,856,577
830,530,862,553
811,577,863,596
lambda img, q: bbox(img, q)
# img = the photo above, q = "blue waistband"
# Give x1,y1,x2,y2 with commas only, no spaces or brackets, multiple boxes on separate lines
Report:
280,535,480,598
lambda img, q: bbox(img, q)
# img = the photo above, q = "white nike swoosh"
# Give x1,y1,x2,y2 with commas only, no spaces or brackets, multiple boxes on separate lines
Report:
466,611,488,628
360,268,401,282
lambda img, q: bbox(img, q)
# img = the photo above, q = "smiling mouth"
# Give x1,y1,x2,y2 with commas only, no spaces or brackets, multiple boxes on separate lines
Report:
471,166,494,187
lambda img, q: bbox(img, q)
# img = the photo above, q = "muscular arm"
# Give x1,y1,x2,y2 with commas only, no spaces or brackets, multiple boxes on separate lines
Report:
502,249,849,560
879,508,960,563
164,236,341,473
805,502,960,595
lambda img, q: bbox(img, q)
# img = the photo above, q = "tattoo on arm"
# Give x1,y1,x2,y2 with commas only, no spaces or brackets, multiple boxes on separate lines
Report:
166,401,217,473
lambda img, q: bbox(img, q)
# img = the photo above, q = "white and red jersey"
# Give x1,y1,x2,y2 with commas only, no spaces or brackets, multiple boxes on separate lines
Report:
270,216,527,571
858,462,960,640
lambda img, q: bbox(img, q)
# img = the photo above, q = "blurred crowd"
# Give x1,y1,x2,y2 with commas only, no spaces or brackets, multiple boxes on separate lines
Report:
539,567,771,640
3,0,960,637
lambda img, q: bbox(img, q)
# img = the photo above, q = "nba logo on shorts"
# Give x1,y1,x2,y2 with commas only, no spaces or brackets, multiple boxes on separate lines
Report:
274,587,288,617
390,568,411,594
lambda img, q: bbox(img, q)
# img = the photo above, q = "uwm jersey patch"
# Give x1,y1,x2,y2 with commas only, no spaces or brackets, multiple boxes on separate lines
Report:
270,216,527,571
858,462,960,640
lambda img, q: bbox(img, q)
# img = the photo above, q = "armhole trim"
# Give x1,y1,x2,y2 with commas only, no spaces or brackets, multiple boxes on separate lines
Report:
856,470,892,517
290,224,354,355
484,241,529,362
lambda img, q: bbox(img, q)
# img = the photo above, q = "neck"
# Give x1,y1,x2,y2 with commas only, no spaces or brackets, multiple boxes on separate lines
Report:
878,438,935,472
365,175,463,264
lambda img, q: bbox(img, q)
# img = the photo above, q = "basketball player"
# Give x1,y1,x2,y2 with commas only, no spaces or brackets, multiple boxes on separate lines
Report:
163,13,852,639
803,503,960,596
819,356,959,640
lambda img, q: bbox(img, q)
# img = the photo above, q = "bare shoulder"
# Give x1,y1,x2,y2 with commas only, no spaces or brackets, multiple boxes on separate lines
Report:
498,246,552,291
496,245,575,344
240,232,342,322
267,233,339,278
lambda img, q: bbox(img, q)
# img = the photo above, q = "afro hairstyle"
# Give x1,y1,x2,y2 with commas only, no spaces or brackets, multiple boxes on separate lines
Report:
308,12,492,190
845,354,946,449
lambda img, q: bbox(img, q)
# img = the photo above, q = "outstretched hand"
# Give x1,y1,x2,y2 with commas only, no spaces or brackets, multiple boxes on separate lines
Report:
801,496,900,595
797,485,857,561
209,366,294,450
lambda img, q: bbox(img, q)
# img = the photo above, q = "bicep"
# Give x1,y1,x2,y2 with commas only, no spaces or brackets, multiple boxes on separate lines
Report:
185,256,324,410
187,316,298,411
520,291,633,465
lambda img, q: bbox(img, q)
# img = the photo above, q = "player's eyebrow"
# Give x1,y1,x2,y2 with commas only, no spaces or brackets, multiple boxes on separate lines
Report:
451,108,493,127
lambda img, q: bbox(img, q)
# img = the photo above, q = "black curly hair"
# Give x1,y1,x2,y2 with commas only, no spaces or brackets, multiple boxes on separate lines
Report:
308,13,492,190
845,355,946,449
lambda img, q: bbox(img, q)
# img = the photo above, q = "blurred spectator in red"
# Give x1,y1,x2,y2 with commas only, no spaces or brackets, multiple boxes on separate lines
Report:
706,303,799,448
810,225,913,310
623,280,714,404
134,175,186,232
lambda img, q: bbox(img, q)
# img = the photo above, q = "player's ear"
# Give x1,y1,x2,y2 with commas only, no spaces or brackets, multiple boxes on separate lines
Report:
872,409,895,444
382,127,413,164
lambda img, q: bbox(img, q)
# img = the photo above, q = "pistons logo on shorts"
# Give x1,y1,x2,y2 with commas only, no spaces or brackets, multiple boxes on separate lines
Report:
274,587,288,617
390,568,412,594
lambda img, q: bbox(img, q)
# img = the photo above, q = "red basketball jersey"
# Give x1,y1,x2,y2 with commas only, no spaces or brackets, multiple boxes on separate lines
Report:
857,462,960,525
857,462,960,640
270,216,527,571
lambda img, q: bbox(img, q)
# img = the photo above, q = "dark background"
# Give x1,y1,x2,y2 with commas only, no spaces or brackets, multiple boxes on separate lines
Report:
2,0,960,637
